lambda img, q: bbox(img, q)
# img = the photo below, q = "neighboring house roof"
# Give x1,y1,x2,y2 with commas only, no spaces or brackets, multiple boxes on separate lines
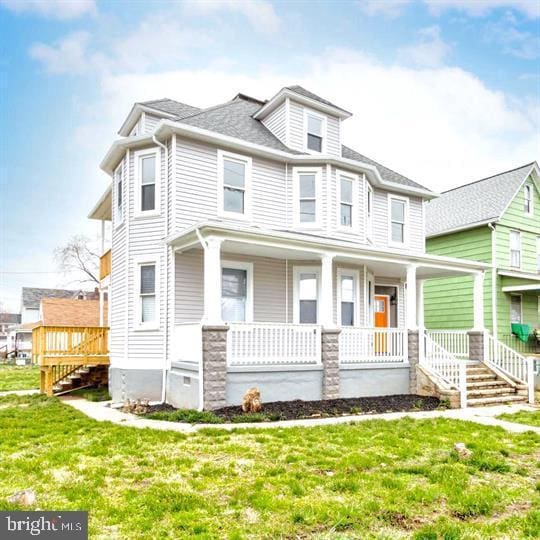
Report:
426,162,537,237
41,299,107,327
0,313,21,325
21,287,98,309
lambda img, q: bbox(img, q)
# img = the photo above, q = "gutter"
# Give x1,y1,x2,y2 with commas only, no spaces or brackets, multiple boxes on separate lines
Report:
194,228,207,411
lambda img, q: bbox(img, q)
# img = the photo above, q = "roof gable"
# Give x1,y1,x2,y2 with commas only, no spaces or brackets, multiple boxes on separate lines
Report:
426,162,538,237
21,287,97,309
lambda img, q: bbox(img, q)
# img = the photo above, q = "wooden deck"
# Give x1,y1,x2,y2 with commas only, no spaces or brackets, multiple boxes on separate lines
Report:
32,325,109,395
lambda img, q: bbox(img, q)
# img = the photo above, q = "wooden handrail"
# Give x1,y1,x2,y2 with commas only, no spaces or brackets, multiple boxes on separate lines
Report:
99,249,111,280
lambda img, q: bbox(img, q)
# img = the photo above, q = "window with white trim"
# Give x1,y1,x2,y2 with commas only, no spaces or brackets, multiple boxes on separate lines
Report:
510,294,522,323
139,264,156,324
135,148,159,216
218,151,251,218
221,262,253,322
389,196,407,245
114,163,123,226
537,236,540,272
339,176,354,228
510,230,521,268
295,269,319,324
306,113,323,152
338,271,358,326
524,184,533,215
299,173,317,224
366,183,373,239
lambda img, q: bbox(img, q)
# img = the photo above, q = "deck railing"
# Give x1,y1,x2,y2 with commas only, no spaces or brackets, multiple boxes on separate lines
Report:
426,330,469,359
99,249,111,281
227,323,321,366
499,333,538,355
340,327,407,364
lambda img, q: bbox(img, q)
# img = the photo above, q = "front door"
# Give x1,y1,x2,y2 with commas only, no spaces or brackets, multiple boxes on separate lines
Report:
374,295,389,353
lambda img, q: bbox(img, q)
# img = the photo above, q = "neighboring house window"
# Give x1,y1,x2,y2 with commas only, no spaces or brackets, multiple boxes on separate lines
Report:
339,175,354,228
338,270,359,326
524,184,533,215
389,195,407,245
510,294,522,323
139,264,156,324
135,148,159,216
294,267,319,324
366,183,373,239
306,113,324,152
221,262,253,322
537,237,540,272
294,168,321,226
114,163,123,225
218,151,252,218
509,230,521,268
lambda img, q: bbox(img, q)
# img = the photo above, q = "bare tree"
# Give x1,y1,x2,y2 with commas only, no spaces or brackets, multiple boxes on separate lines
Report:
54,235,100,285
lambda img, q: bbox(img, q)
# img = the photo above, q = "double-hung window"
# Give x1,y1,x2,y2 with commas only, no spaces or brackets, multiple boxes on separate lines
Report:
510,294,522,323
389,196,407,245
338,270,358,326
524,184,533,215
537,236,540,272
339,175,354,228
135,148,159,216
114,163,123,226
366,183,373,239
139,263,157,326
510,230,521,268
294,268,319,324
219,151,251,218
221,262,252,322
306,113,324,152
296,170,319,225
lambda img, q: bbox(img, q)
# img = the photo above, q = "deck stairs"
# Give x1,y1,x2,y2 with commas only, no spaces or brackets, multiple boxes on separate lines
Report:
51,364,108,395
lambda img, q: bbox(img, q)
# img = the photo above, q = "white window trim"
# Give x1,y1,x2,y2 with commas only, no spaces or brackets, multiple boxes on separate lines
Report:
337,268,360,326
292,265,321,324
221,260,254,323
509,229,522,270
537,236,540,272
303,108,327,154
113,161,124,229
293,167,322,229
134,147,161,218
337,170,358,232
387,194,409,247
510,293,523,324
217,149,252,221
366,180,373,242
134,255,160,331
524,184,534,216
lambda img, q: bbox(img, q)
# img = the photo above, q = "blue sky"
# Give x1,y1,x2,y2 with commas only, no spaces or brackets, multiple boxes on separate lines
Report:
0,0,539,311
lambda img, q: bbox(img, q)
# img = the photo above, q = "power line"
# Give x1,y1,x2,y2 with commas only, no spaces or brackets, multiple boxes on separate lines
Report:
0,271,62,274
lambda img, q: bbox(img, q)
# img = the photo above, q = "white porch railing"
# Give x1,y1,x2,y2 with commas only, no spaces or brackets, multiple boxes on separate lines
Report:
426,330,469,359
227,323,321,366
485,333,534,403
422,332,467,408
174,323,202,364
339,328,407,364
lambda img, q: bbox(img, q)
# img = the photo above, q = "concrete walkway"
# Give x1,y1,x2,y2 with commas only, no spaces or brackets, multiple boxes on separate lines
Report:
0,389,39,397
61,396,540,435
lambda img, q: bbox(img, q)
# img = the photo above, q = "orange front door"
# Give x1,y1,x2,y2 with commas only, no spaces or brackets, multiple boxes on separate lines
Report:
374,295,389,353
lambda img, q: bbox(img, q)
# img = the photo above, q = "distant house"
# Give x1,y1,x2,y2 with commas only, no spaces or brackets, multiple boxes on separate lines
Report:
0,313,21,353
40,298,108,327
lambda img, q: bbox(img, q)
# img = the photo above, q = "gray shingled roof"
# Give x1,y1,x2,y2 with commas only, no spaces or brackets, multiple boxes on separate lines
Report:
426,163,536,237
21,288,94,309
0,313,21,324
285,85,351,115
140,98,200,120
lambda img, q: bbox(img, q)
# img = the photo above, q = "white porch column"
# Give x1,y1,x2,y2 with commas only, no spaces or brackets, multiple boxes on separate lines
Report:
99,288,105,327
473,271,485,330
406,264,417,330
416,279,425,330
319,253,334,328
204,237,223,325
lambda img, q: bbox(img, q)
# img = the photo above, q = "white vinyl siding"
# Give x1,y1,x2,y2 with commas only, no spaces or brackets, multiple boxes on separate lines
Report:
261,101,287,144
510,230,521,268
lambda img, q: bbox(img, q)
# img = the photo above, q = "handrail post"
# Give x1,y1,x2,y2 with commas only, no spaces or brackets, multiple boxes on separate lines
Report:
459,362,467,408
527,358,535,404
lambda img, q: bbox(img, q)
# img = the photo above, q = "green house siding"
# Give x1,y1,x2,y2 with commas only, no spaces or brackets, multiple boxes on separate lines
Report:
424,226,493,331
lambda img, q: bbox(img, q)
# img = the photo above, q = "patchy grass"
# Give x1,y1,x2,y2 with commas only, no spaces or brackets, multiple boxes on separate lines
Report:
70,387,111,402
145,408,223,424
498,409,540,428
0,394,538,539
0,364,39,391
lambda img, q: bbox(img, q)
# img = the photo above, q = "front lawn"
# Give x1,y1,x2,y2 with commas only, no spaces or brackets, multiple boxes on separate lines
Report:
0,364,39,391
0,395,538,538
498,409,540,428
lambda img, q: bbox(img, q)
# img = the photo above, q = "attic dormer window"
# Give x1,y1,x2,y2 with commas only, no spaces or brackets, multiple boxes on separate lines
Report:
524,184,533,215
306,113,324,152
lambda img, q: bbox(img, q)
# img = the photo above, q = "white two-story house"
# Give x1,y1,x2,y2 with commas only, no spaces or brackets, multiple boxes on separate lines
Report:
89,85,533,410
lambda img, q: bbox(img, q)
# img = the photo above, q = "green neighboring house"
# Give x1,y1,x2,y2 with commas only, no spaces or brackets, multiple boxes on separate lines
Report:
424,162,540,356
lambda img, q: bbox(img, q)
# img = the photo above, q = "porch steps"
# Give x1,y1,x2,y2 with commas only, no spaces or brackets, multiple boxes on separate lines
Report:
465,363,527,407
52,365,107,395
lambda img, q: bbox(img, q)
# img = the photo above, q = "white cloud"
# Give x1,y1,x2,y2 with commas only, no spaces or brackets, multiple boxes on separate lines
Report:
184,0,281,34
357,0,412,19
0,0,96,19
398,25,451,67
424,0,540,19
484,13,540,59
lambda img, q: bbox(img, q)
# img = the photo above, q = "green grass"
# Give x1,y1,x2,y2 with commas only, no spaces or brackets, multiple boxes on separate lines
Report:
70,387,111,402
498,409,540,428
145,408,224,424
0,395,539,538
0,364,39,391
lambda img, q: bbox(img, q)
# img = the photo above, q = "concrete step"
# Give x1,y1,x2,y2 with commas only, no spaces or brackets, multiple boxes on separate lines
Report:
467,394,527,407
466,367,494,375
467,373,498,381
467,386,517,398
467,380,508,388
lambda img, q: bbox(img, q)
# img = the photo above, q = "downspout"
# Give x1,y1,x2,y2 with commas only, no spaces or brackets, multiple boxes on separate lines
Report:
195,227,207,410
153,134,169,403
488,222,498,339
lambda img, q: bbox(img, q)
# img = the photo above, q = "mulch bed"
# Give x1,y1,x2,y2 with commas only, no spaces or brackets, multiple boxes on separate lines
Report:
144,394,441,423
